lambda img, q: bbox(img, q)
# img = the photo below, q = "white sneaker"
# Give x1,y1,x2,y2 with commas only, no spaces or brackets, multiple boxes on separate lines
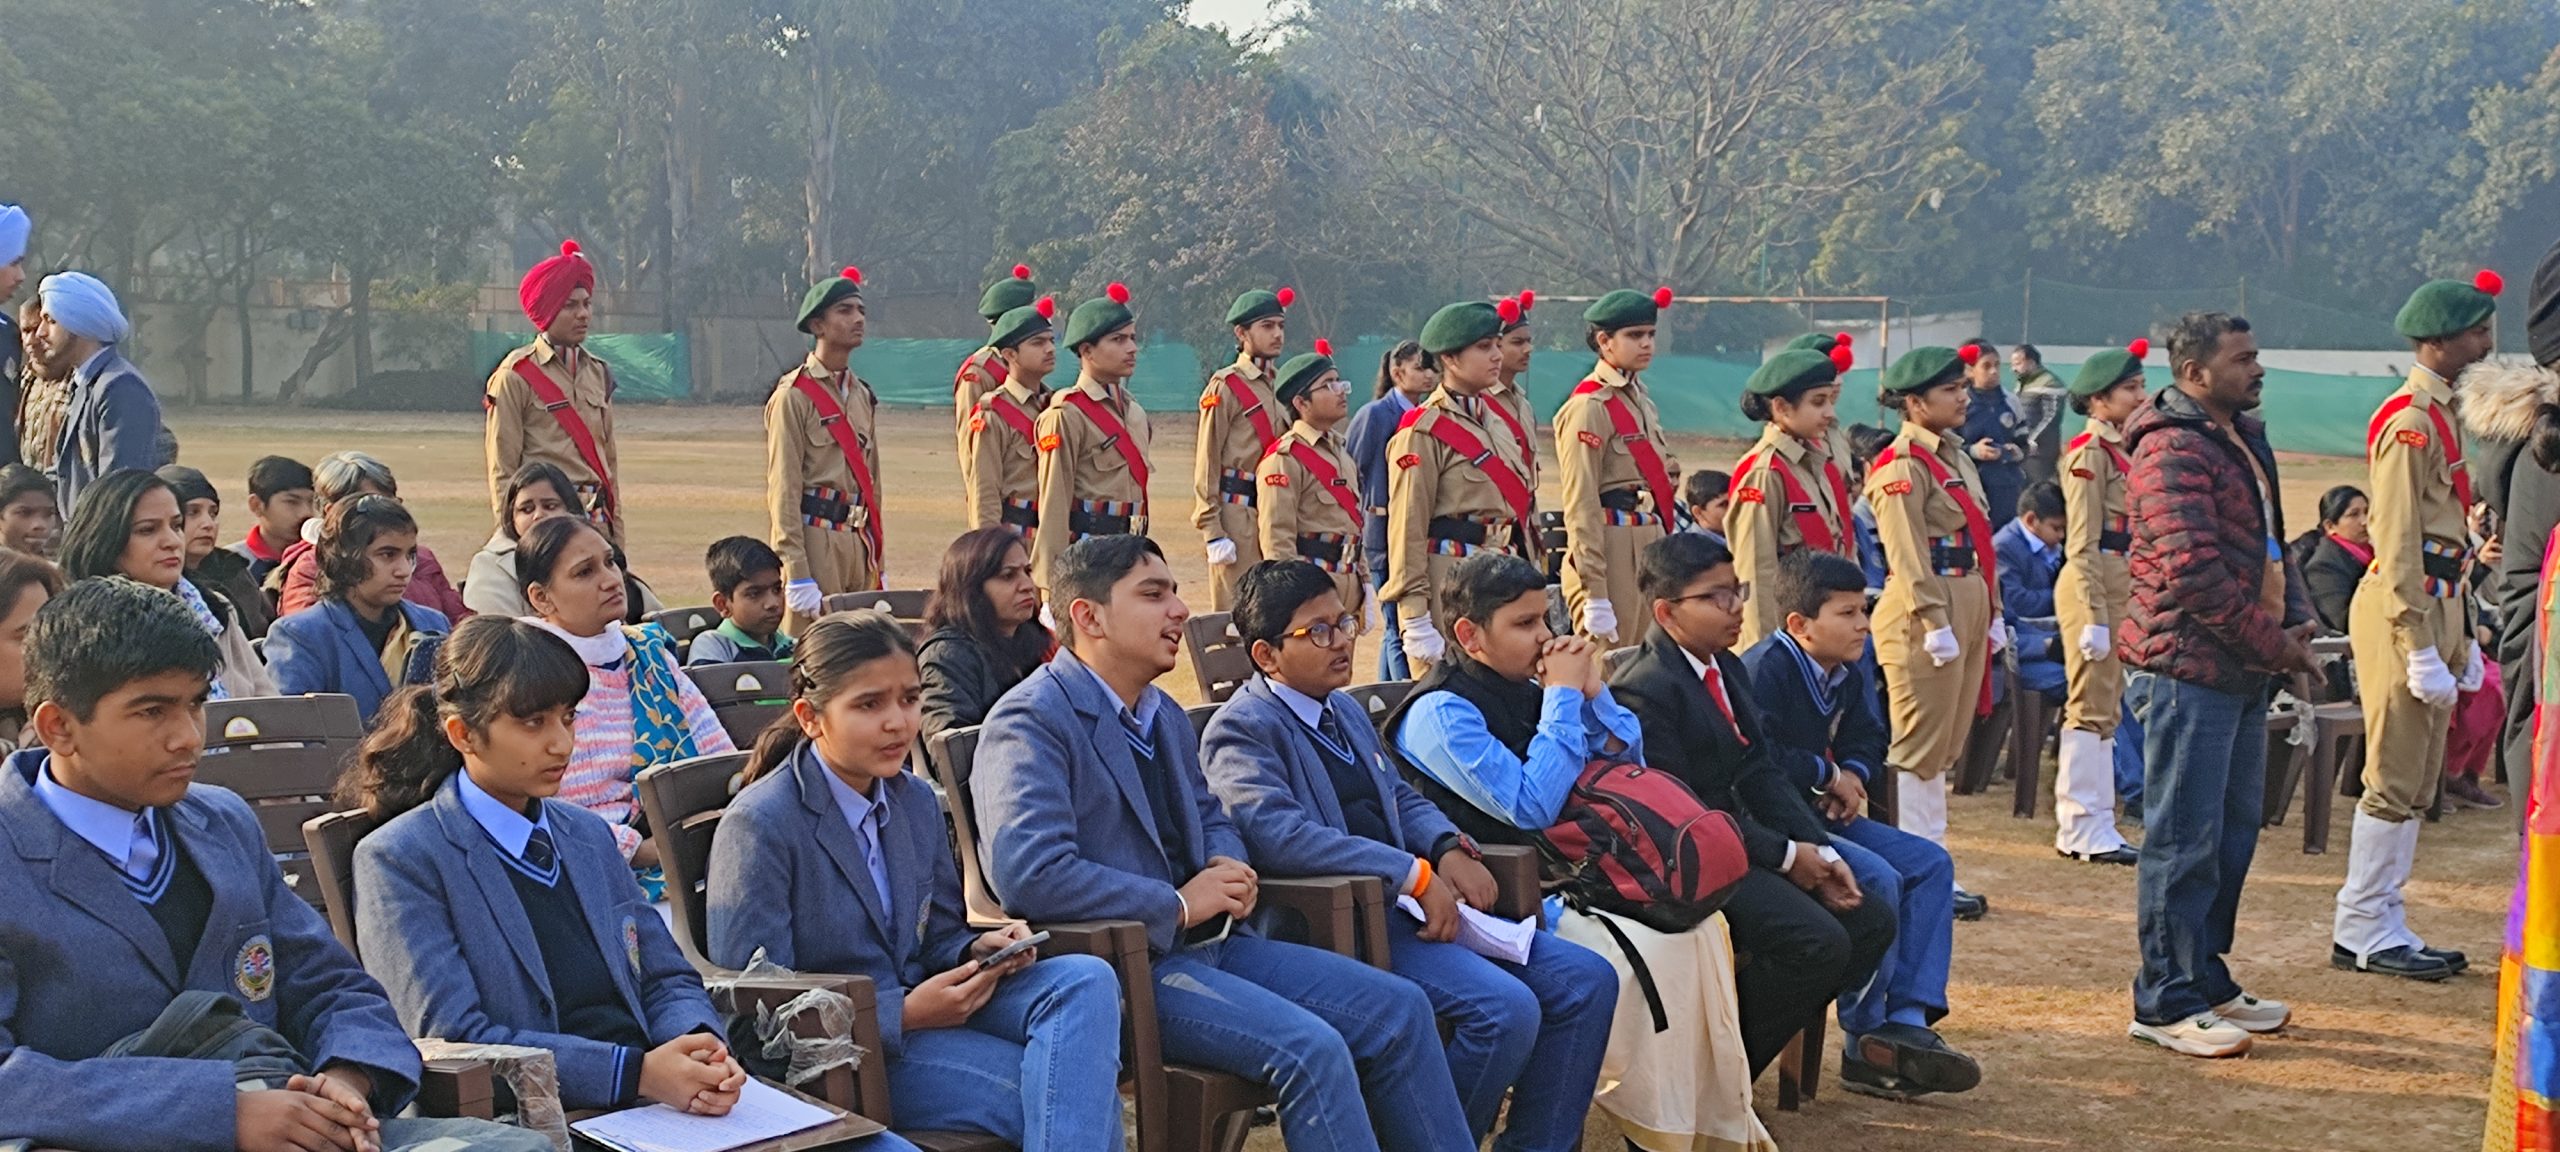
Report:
2129,1013,2253,1058
2212,993,2291,1033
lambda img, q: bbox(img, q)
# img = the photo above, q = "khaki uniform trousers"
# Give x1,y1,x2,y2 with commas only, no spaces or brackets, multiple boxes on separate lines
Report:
2349,577,2466,821
1563,516,1664,647
2054,564,2124,737
1877,572,1993,781
1208,502,1264,611
785,525,879,634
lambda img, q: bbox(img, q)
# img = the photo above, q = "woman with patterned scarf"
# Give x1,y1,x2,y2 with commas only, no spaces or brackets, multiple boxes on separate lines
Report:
518,515,733,892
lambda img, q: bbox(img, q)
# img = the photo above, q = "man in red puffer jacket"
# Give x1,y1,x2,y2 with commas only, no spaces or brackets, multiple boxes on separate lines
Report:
2117,311,2324,1061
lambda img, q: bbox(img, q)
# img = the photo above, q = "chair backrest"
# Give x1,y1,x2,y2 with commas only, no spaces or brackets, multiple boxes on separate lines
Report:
1182,612,1255,703
924,726,1011,923
1186,703,1220,742
823,588,932,619
1341,680,1412,728
197,694,366,908
301,808,378,960
643,605,723,659
1600,645,1643,678
682,661,793,748
634,751,753,968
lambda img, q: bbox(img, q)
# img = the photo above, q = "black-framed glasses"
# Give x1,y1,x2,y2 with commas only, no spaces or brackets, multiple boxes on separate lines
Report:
1279,614,1365,650
1666,583,1750,611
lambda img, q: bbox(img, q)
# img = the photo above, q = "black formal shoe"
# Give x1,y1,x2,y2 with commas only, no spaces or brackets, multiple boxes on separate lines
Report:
1952,888,1989,921
2060,846,2139,866
2420,946,2469,974
1855,1024,1983,1096
2332,944,2453,981
1839,1054,1915,1101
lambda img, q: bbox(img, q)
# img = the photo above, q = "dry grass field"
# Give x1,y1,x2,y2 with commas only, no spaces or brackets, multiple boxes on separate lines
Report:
168,403,2502,1151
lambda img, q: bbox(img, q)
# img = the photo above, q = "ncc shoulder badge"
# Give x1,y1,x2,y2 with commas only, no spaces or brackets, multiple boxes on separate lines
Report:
1263,471,1290,487
234,934,276,1001
968,415,986,433
1733,486,1766,505
1200,393,1221,410
1037,433,1062,452
1578,431,1606,449
2395,429,2429,448
1882,479,1914,497
1396,453,1421,470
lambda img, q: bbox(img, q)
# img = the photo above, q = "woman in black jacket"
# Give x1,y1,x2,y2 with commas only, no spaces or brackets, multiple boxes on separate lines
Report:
2463,299,2560,789
2294,485,2371,634
918,526,1053,744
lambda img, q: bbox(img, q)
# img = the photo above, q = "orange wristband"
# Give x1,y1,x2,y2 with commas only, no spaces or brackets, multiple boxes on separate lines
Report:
1409,857,1434,898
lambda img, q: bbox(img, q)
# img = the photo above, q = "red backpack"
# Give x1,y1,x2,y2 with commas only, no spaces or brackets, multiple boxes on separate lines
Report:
1542,757,1748,934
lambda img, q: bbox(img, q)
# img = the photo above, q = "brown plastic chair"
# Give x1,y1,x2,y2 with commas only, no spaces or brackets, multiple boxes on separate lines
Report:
682,661,793,748
2008,681,2055,818
931,722,1374,1152
642,605,723,660
1952,666,2017,796
198,694,367,910
632,753,1007,1151
1181,613,1257,704
823,589,935,638
1341,679,1413,724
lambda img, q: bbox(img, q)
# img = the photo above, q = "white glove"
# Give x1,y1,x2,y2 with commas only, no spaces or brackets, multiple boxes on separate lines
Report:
1402,614,1447,663
1365,592,1384,631
1924,626,1960,667
1206,537,1238,567
2406,646,2459,708
2077,623,2111,661
1038,601,1057,631
786,579,823,619
1581,599,1619,643
2459,643,2487,693
1988,619,2011,654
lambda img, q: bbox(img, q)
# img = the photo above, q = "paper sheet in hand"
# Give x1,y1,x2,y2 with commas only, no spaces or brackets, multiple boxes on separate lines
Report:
571,1078,840,1152
1397,895,1538,964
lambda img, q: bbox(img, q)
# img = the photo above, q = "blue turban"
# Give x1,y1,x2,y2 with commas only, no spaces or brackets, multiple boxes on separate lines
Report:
38,272,129,345
0,205,26,267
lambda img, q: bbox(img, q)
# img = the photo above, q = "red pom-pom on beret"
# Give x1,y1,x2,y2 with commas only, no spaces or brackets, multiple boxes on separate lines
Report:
1034,296,1056,319
1106,282,1130,305
841,266,861,283
1652,287,1674,309
2476,269,2505,296
1518,289,1536,310
1958,344,1984,366
1276,286,1296,309
1315,338,1334,358
1835,332,1852,348
1496,299,1523,324
1012,263,1032,280
2128,338,2150,360
1829,346,1854,373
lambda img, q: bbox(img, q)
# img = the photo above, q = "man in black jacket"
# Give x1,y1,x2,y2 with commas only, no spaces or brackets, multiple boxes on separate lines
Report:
1611,534,1940,1093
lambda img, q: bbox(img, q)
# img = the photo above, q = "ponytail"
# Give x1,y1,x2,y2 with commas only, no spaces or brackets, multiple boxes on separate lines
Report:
336,617,591,826
740,713,804,787
735,610,918,787
340,687,463,823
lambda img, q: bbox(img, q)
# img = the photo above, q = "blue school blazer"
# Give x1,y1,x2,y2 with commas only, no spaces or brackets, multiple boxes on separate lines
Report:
266,598,452,723
970,649,1250,956
354,773,718,1110
0,748,421,1152
1199,676,1457,887
705,745,976,1059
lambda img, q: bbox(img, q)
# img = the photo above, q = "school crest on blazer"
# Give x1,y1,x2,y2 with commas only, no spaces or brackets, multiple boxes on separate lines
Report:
234,934,276,1001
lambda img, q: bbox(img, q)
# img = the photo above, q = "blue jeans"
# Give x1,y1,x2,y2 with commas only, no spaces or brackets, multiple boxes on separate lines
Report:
1830,817,1954,1037
1155,935,1472,1152
1384,918,1615,1152
376,1117,558,1151
885,955,1126,1152
2128,671,2266,1025
1375,565,1411,680
2114,697,2147,813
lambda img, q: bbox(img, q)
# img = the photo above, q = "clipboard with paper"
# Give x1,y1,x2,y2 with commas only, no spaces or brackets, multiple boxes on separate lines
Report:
569,1076,885,1152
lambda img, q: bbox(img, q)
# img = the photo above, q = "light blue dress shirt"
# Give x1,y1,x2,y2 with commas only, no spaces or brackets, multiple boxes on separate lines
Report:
815,747,896,915
1393,681,1644,831
34,761,158,882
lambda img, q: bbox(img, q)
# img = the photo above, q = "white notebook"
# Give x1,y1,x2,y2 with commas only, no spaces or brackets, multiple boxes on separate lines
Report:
1397,895,1539,964
570,1078,841,1152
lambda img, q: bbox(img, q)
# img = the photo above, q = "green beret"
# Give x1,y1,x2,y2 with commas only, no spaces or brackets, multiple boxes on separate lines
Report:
1420,301,1504,356
1274,343,1338,406
2070,339,2150,397
978,264,1037,321
2395,270,2503,340
989,298,1056,351
796,266,864,334
1583,287,1672,331
1782,332,1833,353
1064,284,1135,350
1226,287,1295,328
1744,349,1841,397
1881,345,1967,394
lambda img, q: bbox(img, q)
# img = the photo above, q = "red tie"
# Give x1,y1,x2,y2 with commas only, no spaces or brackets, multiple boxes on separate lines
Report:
1703,661,1749,746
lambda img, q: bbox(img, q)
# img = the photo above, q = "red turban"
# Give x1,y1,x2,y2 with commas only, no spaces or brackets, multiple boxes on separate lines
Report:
519,240,596,328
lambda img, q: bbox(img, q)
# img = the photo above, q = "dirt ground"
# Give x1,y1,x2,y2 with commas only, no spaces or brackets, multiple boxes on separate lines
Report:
167,403,2502,1151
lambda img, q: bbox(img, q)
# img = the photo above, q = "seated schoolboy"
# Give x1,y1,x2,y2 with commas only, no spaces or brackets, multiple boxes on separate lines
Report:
348,616,759,1120
685,535,797,666
709,611,1119,1151
1992,481,2068,703
1384,551,1772,1152
1200,560,1614,1150
265,496,452,722
0,576,547,1152
231,454,315,584
1605,534,1899,1085
973,535,1474,1152
1681,468,1731,547
0,462,60,558
1739,549,1981,1099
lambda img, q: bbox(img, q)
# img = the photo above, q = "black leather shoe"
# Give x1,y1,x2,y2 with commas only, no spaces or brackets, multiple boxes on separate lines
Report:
2060,846,2139,866
1952,889,1988,921
2332,944,2453,981
2420,946,2469,974
1855,1024,1983,1096
1839,1054,1914,1101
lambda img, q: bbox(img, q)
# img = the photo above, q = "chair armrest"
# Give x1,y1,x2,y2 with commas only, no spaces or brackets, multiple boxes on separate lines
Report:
1479,845,1544,922
714,972,873,1116
1260,875,1363,959
416,1058,497,1120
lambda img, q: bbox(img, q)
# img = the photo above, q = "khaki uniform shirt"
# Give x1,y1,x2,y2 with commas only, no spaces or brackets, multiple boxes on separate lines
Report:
1383,387,1531,615
1729,424,1855,645
486,334,619,540
962,375,1050,532
1553,361,1682,596
16,374,71,473
763,352,881,585
1866,423,1996,632
1033,372,1153,591
1486,377,1541,492
953,345,1007,436
1257,420,1366,567
1194,355,1284,534
2365,367,2473,651
2057,418,2132,622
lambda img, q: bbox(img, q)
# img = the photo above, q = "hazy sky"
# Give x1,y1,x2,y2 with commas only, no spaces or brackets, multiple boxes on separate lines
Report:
1184,0,1291,35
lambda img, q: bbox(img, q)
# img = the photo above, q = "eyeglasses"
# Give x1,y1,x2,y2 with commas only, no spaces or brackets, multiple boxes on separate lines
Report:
1279,614,1365,650
1666,583,1750,612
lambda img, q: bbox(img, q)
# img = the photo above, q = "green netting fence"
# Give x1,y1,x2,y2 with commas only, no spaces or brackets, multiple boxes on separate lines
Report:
471,332,692,402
